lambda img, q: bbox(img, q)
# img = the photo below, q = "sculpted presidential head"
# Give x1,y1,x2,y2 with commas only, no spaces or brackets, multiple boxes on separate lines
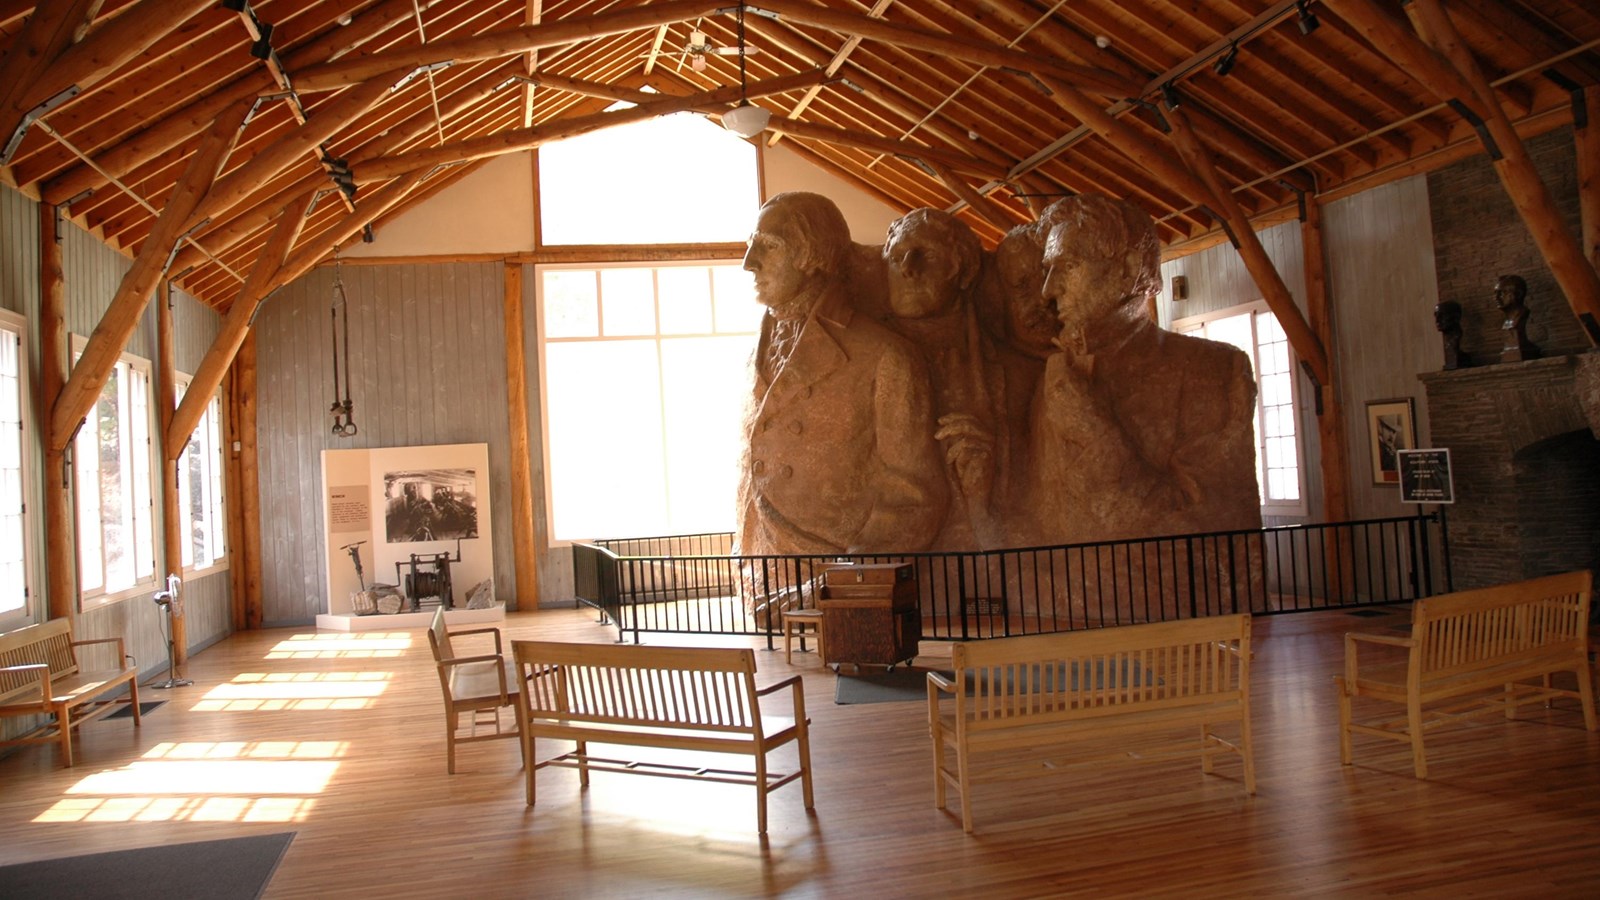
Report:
743,192,851,320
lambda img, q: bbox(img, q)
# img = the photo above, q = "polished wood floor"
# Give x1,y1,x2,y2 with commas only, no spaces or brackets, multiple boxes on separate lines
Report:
2,605,1598,898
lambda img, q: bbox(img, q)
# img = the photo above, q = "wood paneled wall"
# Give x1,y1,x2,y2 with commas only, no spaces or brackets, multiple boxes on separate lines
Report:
1320,176,1442,522
0,184,234,741
253,262,519,625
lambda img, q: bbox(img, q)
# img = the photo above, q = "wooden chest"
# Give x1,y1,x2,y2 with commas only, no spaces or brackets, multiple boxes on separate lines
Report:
819,563,919,670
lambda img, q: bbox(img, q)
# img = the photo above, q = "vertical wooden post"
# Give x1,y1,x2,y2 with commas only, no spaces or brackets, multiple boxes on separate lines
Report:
1579,88,1599,274
38,203,74,622
156,282,187,672
1300,196,1350,525
235,333,263,629
224,363,248,632
503,263,540,608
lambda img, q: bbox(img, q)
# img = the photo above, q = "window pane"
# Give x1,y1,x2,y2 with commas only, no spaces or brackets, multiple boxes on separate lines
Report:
600,269,656,336
540,112,760,245
712,266,762,334
0,329,22,618
543,270,599,338
660,336,757,534
657,267,714,335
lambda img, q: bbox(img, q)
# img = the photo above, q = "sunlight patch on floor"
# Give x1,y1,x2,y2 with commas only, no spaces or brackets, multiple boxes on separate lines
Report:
191,671,391,711
33,741,344,824
266,632,412,658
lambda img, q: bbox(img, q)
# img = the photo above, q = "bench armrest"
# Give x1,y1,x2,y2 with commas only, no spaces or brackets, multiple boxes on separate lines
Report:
756,674,807,724
1343,630,1416,686
1,662,52,699
73,635,131,667
927,672,955,693
447,626,504,655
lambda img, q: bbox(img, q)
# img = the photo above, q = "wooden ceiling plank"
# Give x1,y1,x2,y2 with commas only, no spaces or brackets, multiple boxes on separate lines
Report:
187,67,412,232
39,0,423,207
1406,0,1600,340
295,0,722,92
1165,101,1330,386
174,64,513,281
268,167,432,294
168,190,313,456
50,95,252,451
754,0,1137,99
768,0,895,149
0,0,101,161
768,115,1003,181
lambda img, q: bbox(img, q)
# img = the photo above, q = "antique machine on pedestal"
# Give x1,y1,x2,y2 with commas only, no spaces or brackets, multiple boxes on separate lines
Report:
819,562,919,671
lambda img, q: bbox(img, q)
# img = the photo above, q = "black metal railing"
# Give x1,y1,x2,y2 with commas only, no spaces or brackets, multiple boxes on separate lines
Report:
571,514,1449,645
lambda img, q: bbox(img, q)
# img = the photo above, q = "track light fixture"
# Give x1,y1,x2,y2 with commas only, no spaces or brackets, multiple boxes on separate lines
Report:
1213,42,1238,77
1296,1,1319,35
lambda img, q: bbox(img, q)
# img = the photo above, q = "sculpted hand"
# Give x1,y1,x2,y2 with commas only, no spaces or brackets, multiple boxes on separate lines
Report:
935,413,995,505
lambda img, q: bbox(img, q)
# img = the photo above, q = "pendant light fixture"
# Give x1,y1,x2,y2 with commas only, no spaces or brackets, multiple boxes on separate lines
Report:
721,2,770,138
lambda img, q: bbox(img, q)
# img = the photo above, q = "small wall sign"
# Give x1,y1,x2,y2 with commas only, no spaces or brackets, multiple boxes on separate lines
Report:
1398,448,1454,504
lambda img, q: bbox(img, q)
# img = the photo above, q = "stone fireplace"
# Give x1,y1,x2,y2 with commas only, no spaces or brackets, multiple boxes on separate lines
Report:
1418,353,1600,591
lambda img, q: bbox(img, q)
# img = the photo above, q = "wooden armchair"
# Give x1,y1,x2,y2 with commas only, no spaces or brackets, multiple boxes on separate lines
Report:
426,607,519,774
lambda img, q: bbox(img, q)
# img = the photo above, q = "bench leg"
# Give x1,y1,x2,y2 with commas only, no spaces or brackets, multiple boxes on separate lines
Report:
445,711,459,774
57,704,74,768
129,679,141,725
1335,677,1354,766
1407,695,1428,779
1576,662,1598,732
755,754,769,836
797,723,815,811
1239,713,1256,794
957,747,974,833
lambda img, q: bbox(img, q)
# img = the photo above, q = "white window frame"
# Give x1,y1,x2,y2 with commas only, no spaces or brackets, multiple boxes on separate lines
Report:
173,373,229,578
535,261,760,544
1172,301,1309,516
70,336,159,608
0,309,33,628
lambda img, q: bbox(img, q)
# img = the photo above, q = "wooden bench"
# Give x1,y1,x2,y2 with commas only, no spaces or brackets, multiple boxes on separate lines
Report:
510,640,814,835
1,619,141,767
1337,570,1596,778
927,613,1254,832
426,607,518,774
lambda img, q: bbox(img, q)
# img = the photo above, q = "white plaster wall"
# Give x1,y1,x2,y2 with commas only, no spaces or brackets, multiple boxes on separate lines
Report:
761,143,902,245
345,152,536,257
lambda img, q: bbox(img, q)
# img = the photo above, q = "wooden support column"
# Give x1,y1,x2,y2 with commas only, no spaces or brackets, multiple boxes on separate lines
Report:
38,203,74,622
50,97,252,453
926,160,1022,232
1164,103,1331,386
503,263,539,609
155,282,187,672
1329,0,1600,343
1300,196,1350,524
1030,74,1331,385
169,194,311,456
231,334,262,630
1580,88,1599,273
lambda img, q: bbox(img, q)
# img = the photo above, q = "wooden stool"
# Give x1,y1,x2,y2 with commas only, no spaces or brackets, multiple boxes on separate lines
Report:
781,609,825,664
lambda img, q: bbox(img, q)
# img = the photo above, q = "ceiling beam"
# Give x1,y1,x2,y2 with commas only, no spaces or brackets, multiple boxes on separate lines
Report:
38,0,424,206
168,191,313,458
0,0,101,164
354,70,829,182
767,0,895,149
294,0,724,92
50,97,252,452
754,0,1137,99
769,115,1003,181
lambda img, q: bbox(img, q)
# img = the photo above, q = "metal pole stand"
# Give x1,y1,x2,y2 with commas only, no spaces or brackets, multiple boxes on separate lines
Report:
151,580,193,689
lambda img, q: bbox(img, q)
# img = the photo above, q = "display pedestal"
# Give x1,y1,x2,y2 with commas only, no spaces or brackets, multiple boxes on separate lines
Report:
315,603,506,632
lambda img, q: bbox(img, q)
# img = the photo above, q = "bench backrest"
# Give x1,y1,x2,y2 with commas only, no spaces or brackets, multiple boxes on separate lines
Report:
1411,570,1592,675
0,619,79,700
512,640,761,734
948,614,1251,723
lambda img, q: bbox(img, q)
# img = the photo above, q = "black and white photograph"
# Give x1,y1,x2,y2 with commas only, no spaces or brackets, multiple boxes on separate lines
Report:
383,468,479,543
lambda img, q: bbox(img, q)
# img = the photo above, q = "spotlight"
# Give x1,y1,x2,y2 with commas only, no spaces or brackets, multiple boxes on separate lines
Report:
1095,35,1111,49
1160,82,1181,110
1213,42,1238,77
1296,1,1319,35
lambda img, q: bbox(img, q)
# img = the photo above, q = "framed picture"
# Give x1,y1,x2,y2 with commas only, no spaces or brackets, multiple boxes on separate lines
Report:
1366,398,1415,485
